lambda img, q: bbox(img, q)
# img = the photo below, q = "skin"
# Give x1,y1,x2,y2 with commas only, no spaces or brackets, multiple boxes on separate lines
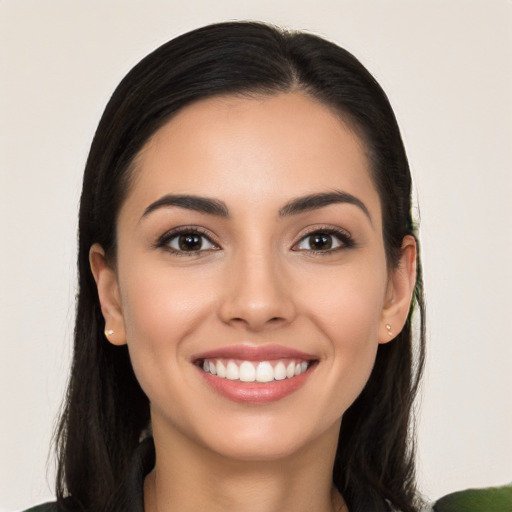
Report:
90,92,416,512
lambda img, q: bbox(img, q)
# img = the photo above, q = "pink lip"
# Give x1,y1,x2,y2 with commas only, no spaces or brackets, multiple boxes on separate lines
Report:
193,344,317,362
199,369,314,404
193,344,318,404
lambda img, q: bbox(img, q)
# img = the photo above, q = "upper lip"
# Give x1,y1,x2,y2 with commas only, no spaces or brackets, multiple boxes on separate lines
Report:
193,344,318,362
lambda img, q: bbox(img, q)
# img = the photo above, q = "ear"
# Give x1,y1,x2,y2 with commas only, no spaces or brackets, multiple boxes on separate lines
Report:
89,243,127,346
379,235,417,343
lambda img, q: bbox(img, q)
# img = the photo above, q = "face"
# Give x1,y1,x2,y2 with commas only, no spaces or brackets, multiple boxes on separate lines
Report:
92,92,415,462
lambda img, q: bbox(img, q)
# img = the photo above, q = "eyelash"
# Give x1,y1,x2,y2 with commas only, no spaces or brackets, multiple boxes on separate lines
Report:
155,227,219,256
292,227,355,254
155,226,354,256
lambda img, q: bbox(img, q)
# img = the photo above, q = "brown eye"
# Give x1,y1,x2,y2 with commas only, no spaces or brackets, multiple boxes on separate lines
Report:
166,231,217,252
178,234,203,251
294,230,350,252
308,233,333,250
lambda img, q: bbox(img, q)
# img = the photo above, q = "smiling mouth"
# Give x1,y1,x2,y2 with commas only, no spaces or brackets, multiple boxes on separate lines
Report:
197,358,316,383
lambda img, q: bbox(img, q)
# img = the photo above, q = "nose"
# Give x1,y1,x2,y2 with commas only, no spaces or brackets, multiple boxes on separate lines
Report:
218,251,296,332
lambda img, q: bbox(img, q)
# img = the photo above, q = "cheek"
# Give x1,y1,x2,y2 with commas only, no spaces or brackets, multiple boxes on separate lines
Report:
302,261,387,344
117,265,215,393
120,265,212,341
296,261,387,414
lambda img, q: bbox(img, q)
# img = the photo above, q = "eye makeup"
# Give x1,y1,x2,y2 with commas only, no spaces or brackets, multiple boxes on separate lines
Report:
292,226,355,255
154,226,220,256
153,223,356,258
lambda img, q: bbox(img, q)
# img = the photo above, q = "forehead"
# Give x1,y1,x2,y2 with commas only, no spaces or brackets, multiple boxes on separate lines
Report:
122,92,381,223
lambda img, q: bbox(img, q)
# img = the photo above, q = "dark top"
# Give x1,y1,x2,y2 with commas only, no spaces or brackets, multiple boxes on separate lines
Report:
22,436,392,511
23,437,156,512
22,437,512,512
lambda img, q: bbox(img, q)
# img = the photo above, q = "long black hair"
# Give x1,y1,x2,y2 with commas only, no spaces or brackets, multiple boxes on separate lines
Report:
55,21,426,512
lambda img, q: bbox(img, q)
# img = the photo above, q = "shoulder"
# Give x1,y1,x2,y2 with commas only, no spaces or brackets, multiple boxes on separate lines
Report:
21,503,58,512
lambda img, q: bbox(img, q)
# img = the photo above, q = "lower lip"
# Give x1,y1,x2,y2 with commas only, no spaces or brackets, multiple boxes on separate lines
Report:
198,365,315,404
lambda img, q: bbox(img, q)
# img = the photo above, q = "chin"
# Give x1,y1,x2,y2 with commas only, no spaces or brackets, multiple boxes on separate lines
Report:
191,411,342,464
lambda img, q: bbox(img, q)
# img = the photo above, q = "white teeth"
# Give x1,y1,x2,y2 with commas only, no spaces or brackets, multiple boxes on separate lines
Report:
216,360,226,378
239,361,256,382
201,359,311,382
274,361,287,381
226,361,240,380
256,361,274,382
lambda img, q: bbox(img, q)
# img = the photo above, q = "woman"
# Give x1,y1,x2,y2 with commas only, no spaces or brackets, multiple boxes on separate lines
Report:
27,21,425,512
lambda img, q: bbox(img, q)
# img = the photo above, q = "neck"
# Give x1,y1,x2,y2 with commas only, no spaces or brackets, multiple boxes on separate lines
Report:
144,411,345,512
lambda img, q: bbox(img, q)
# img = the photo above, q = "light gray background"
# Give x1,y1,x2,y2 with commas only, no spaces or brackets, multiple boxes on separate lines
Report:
1,0,511,510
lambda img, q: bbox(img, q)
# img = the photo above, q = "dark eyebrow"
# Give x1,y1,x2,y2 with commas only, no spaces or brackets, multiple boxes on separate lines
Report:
278,190,372,223
141,194,230,219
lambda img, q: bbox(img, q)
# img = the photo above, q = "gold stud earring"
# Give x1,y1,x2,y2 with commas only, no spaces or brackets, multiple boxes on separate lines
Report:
385,324,393,336
105,329,114,338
